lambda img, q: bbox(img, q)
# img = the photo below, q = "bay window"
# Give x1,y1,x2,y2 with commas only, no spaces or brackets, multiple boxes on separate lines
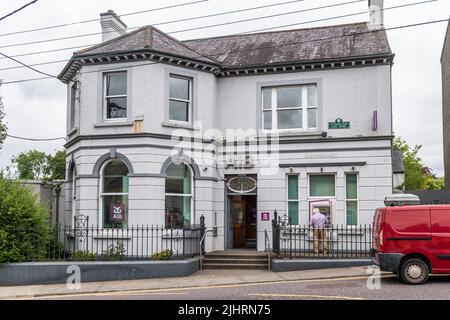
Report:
104,72,127,120
262,84,317,131
165,163,192,227
169,75,192,123
101,160,129,228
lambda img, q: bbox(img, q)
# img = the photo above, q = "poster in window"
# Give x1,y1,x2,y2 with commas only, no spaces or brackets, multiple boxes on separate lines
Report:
110,204,126,222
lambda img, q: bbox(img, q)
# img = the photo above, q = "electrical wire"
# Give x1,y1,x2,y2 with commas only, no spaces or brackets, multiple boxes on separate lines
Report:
2,17,448,85
6,134,66,142
0,0,208,37
0,51,58,78
0,0,425,67
0,0,38,22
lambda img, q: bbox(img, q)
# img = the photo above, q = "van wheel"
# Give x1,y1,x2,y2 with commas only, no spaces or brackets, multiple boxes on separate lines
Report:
400,258,429,285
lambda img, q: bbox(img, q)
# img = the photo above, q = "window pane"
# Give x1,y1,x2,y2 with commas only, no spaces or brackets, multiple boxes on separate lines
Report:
288,175,298,200
104,161,128,176
346,201,358,225
106,72,127,96
288,201,299,225
70,84,76,129
346,174,358,199
103,195,128,228
166,163,190,178
170,76,190,100
277,87,301,108
307,108,317,128
307,86,317,106
169,100,189,122
165,178,185,194
165,195,191,227
263,111,272,130
277,109,302,129
262,88,272,110
310,175,335,197
106,97,127,119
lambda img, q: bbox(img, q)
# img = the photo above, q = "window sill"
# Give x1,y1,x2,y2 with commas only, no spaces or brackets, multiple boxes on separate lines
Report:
162,121,196,130
94,121,133,128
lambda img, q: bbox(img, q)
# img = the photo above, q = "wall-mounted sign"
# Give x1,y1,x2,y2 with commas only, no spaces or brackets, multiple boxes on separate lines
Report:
225,155,254,169
110,204,126,222
328,118,350,129
227,176,257,193
261,212,270,221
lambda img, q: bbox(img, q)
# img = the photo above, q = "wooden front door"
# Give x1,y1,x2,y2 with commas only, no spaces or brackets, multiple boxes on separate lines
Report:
232,196,245,248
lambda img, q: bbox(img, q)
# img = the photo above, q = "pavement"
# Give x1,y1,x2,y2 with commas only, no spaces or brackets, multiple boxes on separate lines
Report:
0,266,380,300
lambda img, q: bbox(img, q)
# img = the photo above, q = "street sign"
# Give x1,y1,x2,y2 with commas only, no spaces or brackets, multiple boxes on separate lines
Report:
261,212,270,221
328,118,350,129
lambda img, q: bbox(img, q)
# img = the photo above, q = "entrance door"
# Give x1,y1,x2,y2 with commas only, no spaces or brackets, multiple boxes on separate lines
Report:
230,195,257,248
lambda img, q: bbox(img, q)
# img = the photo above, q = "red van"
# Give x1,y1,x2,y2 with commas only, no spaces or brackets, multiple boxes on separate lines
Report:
371,205,450,285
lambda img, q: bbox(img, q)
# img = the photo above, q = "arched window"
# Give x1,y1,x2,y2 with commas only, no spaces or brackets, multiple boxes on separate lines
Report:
165,163,192,227
101,160,129,228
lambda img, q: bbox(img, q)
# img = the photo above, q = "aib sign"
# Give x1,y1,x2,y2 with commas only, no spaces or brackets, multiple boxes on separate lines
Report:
110,204,126,222
261,212,270,221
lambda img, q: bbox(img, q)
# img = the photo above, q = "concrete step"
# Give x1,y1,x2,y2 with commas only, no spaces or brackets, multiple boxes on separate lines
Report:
203,254,267,260
202,263,269,270
202,258,268,265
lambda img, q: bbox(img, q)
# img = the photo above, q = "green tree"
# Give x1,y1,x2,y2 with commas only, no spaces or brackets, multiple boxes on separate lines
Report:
12,149,66,181
0,173,51,262
393,135,444,190
0,81,7,150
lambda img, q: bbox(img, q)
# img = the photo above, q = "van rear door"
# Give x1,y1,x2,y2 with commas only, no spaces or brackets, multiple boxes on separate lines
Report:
430,207,450,271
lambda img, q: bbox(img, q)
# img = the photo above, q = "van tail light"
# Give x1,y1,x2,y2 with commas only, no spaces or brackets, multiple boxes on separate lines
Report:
379,228,383,247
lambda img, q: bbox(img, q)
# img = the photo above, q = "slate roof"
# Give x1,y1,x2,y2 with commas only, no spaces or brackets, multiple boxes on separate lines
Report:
184,22,392,69
59,21,393,81
74,26,218,65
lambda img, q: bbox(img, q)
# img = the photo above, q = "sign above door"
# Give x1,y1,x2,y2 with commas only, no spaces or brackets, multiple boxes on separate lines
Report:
227,176,257,193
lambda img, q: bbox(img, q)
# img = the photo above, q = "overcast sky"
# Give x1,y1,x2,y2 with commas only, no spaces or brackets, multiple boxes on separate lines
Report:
0,0,448,176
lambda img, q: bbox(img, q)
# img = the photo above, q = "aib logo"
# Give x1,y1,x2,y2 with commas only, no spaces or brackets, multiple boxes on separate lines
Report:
110,204,125,221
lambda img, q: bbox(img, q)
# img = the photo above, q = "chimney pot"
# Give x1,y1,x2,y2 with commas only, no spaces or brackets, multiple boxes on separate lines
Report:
100,10,127,43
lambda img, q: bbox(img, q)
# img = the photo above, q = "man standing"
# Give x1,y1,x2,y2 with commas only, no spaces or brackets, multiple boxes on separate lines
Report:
309,208,329,254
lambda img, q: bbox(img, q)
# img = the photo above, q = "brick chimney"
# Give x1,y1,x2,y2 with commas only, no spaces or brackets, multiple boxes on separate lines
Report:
369,0,384,30
100,10,127,42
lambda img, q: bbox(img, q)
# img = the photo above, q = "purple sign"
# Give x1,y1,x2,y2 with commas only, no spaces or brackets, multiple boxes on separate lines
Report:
110,204,126,222
261,212,270,221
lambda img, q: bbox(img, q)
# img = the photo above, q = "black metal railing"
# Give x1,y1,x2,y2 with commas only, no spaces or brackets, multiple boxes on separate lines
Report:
4,218,205,263
272,212,372,259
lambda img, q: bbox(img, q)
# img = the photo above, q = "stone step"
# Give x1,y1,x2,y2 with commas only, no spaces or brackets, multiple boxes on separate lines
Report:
202,263,269,270
203,254,268,260
202,258,268,265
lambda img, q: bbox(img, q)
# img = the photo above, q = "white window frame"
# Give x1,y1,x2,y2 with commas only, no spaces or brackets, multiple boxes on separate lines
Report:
262,85,317,132
103,71,127,122
99,159,129,229
345,173,359,226
69,83,77,130
168,74,192,124
286,174,299,225
165,163,193,228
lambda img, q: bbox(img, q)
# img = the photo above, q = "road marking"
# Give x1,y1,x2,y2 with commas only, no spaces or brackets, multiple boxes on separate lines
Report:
20,292,188,300
248,293,364,300
22,274,395,300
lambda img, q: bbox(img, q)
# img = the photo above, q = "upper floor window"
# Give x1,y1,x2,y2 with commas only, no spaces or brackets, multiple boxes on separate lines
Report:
169,75,191,123
69,83,77,130
262,85,317,131
104,72,127,120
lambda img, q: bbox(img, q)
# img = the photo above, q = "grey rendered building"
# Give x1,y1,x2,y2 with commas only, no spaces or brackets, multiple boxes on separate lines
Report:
59,0,394,252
